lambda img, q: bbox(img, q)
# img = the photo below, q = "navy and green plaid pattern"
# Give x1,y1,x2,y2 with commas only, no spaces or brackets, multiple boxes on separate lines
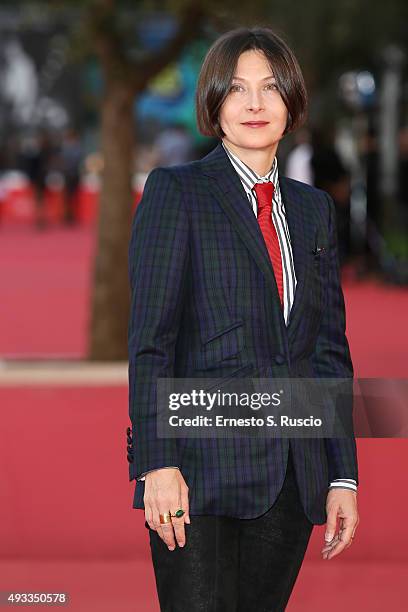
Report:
221,140,357,493
127,141,358,525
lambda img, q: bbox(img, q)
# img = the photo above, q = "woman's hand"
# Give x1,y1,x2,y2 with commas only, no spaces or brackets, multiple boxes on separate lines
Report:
144,468,190,551
321,489,359,560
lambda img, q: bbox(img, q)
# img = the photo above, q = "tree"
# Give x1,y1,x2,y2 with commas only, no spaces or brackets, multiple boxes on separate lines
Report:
83,0,208,359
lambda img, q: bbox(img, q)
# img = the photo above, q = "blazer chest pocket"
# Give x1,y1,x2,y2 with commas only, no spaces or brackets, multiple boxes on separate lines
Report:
195,320,245,371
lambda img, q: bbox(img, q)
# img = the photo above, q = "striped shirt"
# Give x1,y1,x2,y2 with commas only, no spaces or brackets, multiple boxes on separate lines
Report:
221,141,295,326
137,144,357,493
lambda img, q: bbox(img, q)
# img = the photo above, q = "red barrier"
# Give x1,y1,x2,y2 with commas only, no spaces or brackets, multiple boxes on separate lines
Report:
1,182,143,226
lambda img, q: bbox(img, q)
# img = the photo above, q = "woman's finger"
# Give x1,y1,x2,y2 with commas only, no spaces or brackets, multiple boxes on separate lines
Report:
180,486,190,525
153,505,177,550
145,509,155,531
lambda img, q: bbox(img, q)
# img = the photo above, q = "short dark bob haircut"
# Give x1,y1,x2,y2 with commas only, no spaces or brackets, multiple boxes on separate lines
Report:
196,27,308,139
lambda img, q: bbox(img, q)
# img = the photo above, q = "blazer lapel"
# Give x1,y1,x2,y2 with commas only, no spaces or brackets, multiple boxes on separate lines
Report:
200,142,285,323
279,176,313,342
199,142,315,342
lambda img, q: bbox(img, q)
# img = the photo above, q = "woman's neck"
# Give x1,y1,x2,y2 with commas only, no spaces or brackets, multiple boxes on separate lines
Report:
222,138,277,176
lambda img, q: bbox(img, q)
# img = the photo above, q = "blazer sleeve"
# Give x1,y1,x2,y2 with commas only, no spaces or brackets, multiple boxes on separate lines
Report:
127,167,189,482
310,192,359,486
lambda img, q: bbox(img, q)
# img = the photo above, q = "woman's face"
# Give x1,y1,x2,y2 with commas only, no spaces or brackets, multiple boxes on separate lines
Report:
219,49,288,152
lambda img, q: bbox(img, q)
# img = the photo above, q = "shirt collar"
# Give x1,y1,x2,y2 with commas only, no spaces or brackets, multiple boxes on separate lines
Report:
221,140,279,190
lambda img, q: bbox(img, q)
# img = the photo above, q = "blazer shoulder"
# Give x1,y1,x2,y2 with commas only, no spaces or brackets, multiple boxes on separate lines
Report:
280,175,328,199
280,175,332,214
146,160,203,186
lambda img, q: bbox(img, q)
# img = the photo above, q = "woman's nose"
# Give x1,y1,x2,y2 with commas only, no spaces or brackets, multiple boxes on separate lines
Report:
246,90,264,111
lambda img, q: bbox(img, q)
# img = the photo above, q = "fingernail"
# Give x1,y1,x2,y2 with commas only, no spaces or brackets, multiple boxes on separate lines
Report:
325,533,334,541
186,517,191,524
168,546,175,551
179,543,185,547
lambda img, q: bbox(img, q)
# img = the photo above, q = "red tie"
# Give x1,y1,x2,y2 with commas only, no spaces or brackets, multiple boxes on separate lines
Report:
253,182,284,308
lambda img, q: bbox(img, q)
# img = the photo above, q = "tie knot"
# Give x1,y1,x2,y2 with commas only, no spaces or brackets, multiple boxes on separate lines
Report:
253,181,275,214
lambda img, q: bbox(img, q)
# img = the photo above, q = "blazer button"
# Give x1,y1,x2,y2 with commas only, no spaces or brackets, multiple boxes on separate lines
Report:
274,354,286,365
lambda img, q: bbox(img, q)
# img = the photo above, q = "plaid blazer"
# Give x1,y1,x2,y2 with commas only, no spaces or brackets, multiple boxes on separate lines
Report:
127,141,358,525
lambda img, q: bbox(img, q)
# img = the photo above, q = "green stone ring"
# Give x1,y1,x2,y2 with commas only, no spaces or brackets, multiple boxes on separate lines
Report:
171,508,185,518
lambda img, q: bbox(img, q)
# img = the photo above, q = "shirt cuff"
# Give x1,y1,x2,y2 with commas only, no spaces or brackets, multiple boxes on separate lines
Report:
137,466,180,482
328,478,357,492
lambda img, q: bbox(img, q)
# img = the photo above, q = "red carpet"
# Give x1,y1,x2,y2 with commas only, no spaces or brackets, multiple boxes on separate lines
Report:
0,226,95,358
0,560,406,612
0,225,407,610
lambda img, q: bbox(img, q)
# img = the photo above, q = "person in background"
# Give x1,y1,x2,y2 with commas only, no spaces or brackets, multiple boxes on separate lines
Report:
21,129,58,230
60,127,82,225
153,123,195,166
311,126,351,265
285,126,313,185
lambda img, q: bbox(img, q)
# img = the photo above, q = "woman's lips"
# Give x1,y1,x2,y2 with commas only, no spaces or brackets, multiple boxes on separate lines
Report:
241,122,269,128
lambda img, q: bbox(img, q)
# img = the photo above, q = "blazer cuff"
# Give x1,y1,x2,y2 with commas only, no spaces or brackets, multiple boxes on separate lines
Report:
137,466,180,482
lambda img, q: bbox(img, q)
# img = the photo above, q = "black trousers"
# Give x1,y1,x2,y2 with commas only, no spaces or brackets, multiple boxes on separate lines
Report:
145,446,314,612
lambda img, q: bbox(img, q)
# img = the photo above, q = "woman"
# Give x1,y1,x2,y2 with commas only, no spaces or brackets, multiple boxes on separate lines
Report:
127,26,359,611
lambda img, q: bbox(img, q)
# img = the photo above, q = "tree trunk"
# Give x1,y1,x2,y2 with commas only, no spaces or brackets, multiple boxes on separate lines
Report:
88,82,134,360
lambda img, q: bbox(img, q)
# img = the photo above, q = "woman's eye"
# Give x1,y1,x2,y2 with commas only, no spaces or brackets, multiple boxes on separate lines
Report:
229,83,278,92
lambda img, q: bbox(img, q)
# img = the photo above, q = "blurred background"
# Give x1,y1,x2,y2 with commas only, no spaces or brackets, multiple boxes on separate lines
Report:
0,1,407,611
